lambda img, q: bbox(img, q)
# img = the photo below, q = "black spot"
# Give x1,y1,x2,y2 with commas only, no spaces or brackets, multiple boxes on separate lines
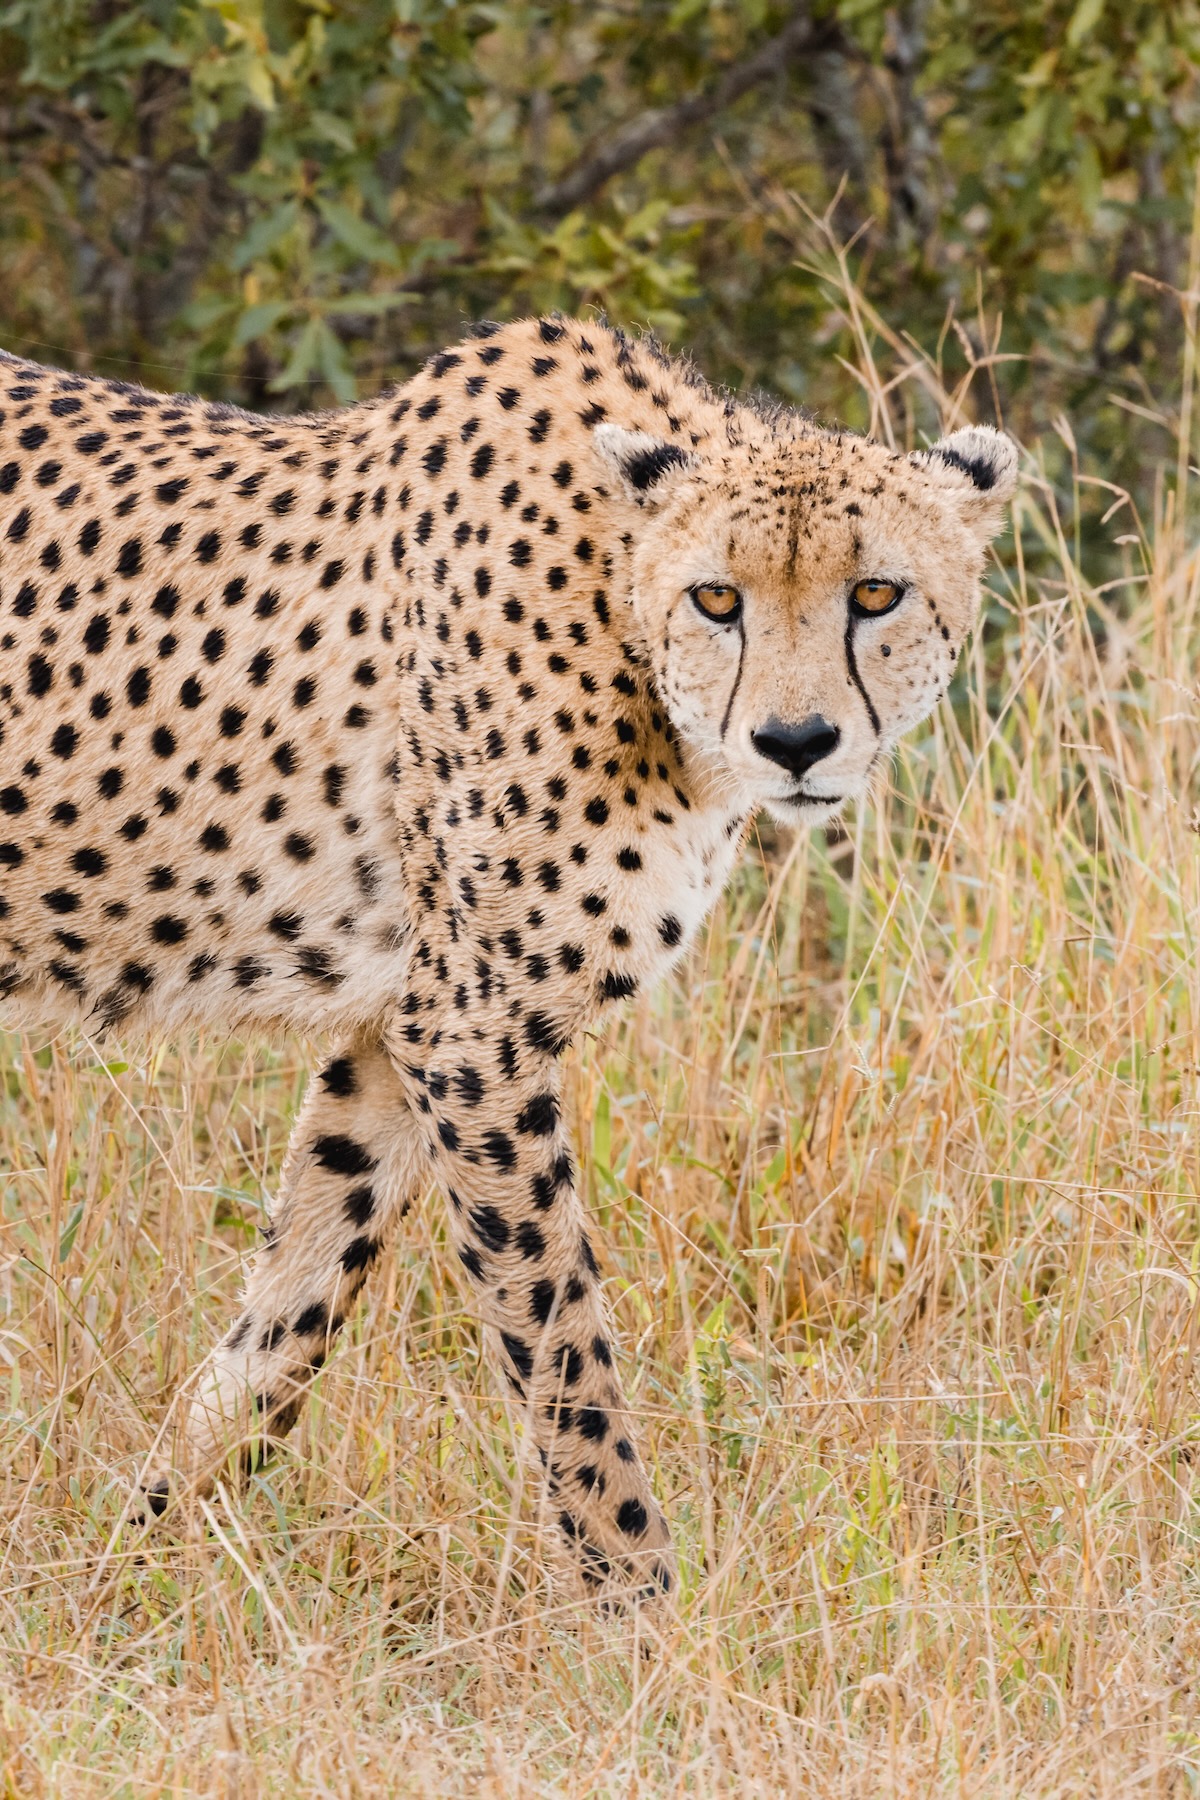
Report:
481,1129,516,1170
341,1236,378,1274
454,1066,484,1106
459,1244,484,1280
471,1206,510,1252
343,1185,375,1227
516,1092,558,1136
293,1300,329,1337
501,1332,533,1381
576,1404,608,1441
438,1117,460,1152
83,613,110,655
616,1497,648,1536
144,1478,170,1518
517,1221,547,1260
530,1277,556,1323
524,1011,568,1056
320,1057,357,1097
313,1135,376,1177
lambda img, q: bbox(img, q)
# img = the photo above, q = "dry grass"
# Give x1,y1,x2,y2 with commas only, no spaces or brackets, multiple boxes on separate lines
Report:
5,227,1200,1796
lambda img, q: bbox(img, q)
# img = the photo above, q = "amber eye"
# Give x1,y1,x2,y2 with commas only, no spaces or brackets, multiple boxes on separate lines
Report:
690,582,742,623
851,578,902,617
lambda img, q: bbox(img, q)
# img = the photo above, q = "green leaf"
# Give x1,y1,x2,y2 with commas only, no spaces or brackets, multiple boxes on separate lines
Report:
270,315,356,403
315,320,357,404
180,295,236,331
1067,0,1106,47
762,1143,789,1187
269,314,326,392
320,290,416,318
232,300,293,348
667,0,710,25
231,201,302,273
58,1200,85,1263
316,198,402,267
307,109,358,153
592,1089,611,1177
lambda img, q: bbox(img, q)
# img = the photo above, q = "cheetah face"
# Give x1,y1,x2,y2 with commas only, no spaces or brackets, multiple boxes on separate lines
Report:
597,423,1018,825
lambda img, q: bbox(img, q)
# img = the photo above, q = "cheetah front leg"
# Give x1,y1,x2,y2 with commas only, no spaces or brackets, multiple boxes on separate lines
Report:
145,1034,428,1512
384,1015,675,1612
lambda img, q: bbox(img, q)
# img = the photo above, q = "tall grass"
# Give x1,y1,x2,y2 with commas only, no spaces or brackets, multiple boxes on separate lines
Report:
3,210,1200,1795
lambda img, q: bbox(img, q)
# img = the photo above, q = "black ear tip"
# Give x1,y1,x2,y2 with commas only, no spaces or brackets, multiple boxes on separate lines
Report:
934,444,998,491
920,425,1018,501
592,424,696,497
624,442,690,491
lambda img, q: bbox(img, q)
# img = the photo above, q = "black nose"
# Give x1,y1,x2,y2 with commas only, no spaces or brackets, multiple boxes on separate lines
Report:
751,714,840,780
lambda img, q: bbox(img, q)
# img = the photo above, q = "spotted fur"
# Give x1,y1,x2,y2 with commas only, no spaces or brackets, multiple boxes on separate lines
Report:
0,317,1016,1609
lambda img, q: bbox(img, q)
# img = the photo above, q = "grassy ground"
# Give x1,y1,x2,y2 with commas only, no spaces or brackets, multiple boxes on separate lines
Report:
4,257,1200,1795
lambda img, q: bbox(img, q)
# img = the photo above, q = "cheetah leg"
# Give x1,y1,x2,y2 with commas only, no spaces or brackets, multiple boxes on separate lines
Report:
146,1034,428,1510
384,1015,675,1612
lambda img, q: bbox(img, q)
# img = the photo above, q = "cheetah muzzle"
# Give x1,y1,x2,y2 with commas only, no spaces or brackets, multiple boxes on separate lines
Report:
0,316,1017,1615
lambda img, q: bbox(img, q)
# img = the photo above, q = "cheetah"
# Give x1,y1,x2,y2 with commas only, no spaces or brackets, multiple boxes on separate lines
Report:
0,317,1016,1610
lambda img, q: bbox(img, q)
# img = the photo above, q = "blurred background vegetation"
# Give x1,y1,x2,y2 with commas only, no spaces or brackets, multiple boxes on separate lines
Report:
0,0,1196,527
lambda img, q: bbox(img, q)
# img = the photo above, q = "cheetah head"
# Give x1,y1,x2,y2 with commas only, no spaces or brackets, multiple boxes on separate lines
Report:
595,420,1018,825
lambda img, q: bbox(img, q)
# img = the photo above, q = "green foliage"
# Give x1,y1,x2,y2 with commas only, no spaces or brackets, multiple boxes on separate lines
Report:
0,0,1195,506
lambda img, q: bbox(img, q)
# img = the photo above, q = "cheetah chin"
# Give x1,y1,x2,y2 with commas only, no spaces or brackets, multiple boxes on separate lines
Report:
0,316,1016,1614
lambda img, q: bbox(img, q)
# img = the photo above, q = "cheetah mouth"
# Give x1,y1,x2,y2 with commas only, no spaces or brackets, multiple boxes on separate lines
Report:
780,787,843,809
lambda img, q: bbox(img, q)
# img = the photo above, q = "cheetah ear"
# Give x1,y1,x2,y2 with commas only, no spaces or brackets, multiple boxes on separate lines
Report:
592,424,697,505
911,425,1019,536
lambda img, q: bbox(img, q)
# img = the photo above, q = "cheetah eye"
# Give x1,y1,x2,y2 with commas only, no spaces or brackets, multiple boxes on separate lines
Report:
851,578,903,617
690,582,742,623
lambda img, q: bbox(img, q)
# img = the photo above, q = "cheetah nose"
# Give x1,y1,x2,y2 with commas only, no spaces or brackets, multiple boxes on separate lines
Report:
751,714,840,779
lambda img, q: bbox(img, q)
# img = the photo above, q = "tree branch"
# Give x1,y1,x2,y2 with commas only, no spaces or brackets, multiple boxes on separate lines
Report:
533,6,846,217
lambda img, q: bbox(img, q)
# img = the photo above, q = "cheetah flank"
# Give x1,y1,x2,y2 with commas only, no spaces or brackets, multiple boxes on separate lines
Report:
0,317,1017,1610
